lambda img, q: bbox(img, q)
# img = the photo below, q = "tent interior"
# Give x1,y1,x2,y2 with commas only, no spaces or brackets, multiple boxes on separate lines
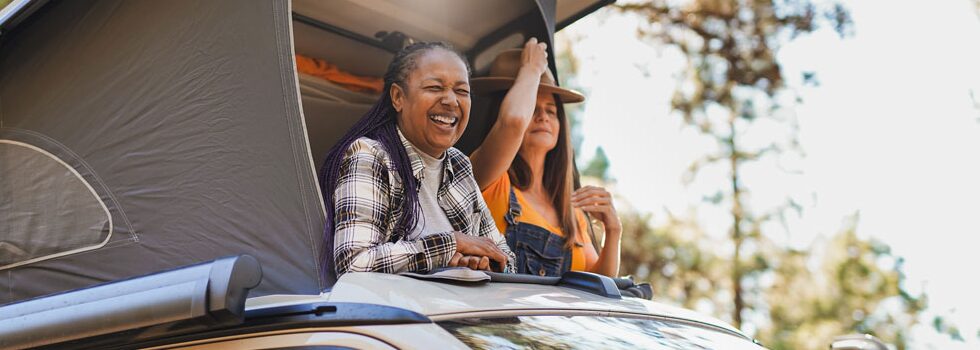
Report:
291,0,609,172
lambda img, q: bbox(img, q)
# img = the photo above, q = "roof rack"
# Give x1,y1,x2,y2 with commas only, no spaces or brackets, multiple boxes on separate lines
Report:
484,271,653,300
0,255,262,349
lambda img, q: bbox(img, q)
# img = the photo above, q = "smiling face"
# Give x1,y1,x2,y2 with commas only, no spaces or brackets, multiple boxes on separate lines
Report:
391,49,471,158
520,92,561,155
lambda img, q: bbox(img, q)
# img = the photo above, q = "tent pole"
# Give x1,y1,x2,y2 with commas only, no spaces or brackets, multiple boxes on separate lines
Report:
292,12,398,53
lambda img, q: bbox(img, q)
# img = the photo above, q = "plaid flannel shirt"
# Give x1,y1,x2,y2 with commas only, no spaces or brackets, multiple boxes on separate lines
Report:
332,131,516,276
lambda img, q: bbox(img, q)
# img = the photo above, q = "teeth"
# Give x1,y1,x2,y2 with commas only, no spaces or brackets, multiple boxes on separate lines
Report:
429,115,457,125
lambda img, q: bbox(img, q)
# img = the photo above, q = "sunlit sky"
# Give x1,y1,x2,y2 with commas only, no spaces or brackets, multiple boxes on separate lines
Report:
558,0,980,348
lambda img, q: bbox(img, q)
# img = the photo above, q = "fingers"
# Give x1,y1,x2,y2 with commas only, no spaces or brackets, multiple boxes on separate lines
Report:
572,196,612,207
455,256,471,268
572,187,612,206
455,234,509,268
521,38,549,71
572,186,610,199
571,187,611,206
525,37,538,49
466,256,480,270
525,37,548,51
449,252,463,267
453,255,493,271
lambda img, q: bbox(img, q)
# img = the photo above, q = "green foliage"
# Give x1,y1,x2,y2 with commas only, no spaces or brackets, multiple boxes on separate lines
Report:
581,147,611,181
618,0,853,330
619,211,729,312
559,2,936,347
933,316,965,342
618,210,927,350
555,33,588,156
758,214,925,350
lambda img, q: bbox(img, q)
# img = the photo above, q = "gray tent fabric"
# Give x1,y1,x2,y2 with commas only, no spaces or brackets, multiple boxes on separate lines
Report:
0,139,111,268
0,0,325,303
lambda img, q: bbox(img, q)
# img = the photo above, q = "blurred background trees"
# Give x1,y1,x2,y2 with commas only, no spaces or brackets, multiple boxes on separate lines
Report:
615,0,854,329
557,0,942,348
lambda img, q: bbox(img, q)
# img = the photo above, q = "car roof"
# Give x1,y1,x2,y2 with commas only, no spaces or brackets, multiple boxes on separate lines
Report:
246,272,747,339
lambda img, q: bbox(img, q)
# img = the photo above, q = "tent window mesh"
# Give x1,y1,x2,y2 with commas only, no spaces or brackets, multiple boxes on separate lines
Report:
0,140,111,268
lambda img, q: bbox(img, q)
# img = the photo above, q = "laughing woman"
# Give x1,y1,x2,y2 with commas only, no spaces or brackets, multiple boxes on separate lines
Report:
469,38,621,277
320,42,515,282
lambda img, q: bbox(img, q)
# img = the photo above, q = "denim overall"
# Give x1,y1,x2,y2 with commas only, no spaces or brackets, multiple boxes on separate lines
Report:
504,187,573,276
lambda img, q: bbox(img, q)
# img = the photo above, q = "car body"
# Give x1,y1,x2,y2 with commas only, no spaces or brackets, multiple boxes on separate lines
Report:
1,255,764,349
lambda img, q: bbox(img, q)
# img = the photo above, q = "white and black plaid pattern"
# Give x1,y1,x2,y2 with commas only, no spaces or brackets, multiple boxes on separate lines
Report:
333,133,516,276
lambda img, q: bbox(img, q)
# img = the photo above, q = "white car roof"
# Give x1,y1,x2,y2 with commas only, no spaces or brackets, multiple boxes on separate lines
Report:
246,272,747,340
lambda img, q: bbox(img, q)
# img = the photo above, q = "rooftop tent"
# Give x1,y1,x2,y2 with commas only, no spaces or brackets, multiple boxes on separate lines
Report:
0,0,611,305
0,0,324,303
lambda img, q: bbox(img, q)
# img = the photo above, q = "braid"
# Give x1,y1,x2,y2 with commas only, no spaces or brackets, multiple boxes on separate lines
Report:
319,42,469,283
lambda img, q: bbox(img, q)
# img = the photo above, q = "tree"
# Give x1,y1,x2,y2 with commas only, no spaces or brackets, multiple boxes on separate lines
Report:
555,32,588,156
581,147,611,181
617,0,852,328
619,210,729,311
759,214,925,350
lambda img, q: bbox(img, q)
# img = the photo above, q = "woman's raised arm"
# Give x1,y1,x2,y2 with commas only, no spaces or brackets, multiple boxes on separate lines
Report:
470,38,550,190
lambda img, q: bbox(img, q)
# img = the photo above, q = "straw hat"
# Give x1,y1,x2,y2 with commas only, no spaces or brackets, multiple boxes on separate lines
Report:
470,49,585,103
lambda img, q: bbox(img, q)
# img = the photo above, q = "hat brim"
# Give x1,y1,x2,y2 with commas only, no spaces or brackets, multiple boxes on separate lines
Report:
470,77,586,103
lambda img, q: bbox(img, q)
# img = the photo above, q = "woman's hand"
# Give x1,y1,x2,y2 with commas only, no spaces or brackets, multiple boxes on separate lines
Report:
571,186,622,235
452,232,507,271
448,252,492,271
520,37,549,78
573,186,623,278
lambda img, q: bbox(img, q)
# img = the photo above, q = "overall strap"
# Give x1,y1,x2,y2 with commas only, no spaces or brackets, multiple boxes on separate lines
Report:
504,186,522,226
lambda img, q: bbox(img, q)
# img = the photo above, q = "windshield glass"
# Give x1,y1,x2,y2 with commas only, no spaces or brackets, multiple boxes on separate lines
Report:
438,315,761,350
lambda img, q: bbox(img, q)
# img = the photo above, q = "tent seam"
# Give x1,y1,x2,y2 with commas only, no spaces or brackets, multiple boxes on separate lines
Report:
273,0,324,289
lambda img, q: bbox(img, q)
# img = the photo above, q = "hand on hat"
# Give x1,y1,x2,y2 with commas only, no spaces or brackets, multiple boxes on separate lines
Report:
520,38,549,78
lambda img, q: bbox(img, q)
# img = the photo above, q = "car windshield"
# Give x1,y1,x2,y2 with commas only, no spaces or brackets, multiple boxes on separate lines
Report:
438,315,761,350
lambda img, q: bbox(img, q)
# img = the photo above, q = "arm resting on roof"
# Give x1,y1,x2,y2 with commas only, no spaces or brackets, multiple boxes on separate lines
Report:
332,139,457,276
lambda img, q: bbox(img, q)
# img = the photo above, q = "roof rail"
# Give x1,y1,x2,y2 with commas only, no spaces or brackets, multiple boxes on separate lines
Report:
485,271,623,299
0,255,262,349
403,268,654,300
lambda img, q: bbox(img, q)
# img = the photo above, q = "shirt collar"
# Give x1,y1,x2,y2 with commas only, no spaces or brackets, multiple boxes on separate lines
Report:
397,128,456,181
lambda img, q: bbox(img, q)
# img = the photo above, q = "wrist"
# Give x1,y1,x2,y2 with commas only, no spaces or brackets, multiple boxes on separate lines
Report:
603,225,623,239
517,65,545,79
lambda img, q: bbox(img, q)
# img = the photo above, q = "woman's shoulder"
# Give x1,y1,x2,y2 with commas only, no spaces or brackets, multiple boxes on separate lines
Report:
480,172,511,200
343,137,392,162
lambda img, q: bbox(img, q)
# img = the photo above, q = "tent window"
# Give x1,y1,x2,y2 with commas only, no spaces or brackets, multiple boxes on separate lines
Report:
0,140,112,269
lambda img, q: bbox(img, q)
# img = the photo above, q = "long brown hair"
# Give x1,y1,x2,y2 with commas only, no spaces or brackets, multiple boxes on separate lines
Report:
508,94,579,249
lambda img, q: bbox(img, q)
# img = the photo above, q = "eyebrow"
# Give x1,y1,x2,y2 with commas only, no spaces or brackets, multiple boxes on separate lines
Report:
420,77,469,86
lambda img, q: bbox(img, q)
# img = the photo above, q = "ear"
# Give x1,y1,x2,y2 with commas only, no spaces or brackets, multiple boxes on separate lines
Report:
390,83,405,113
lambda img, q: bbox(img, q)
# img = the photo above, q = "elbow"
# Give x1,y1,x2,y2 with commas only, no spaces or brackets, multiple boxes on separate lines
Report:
333,245,372,276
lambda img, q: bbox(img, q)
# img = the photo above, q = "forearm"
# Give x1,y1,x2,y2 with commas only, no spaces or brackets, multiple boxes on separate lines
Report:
335,230,456,276
470,67,544,189
498,68,543,126
589,228,622,277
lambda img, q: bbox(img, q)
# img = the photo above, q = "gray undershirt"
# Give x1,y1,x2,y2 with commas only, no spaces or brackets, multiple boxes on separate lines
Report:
406,148,455,240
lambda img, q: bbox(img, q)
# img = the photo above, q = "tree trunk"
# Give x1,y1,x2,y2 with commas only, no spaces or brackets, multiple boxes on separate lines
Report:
728,114,744,328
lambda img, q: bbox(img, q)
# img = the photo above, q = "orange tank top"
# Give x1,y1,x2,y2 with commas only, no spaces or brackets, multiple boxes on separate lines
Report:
481,174,597,272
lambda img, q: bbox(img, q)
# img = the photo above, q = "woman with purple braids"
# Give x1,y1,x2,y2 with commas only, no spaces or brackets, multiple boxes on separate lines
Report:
320,42,515,283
